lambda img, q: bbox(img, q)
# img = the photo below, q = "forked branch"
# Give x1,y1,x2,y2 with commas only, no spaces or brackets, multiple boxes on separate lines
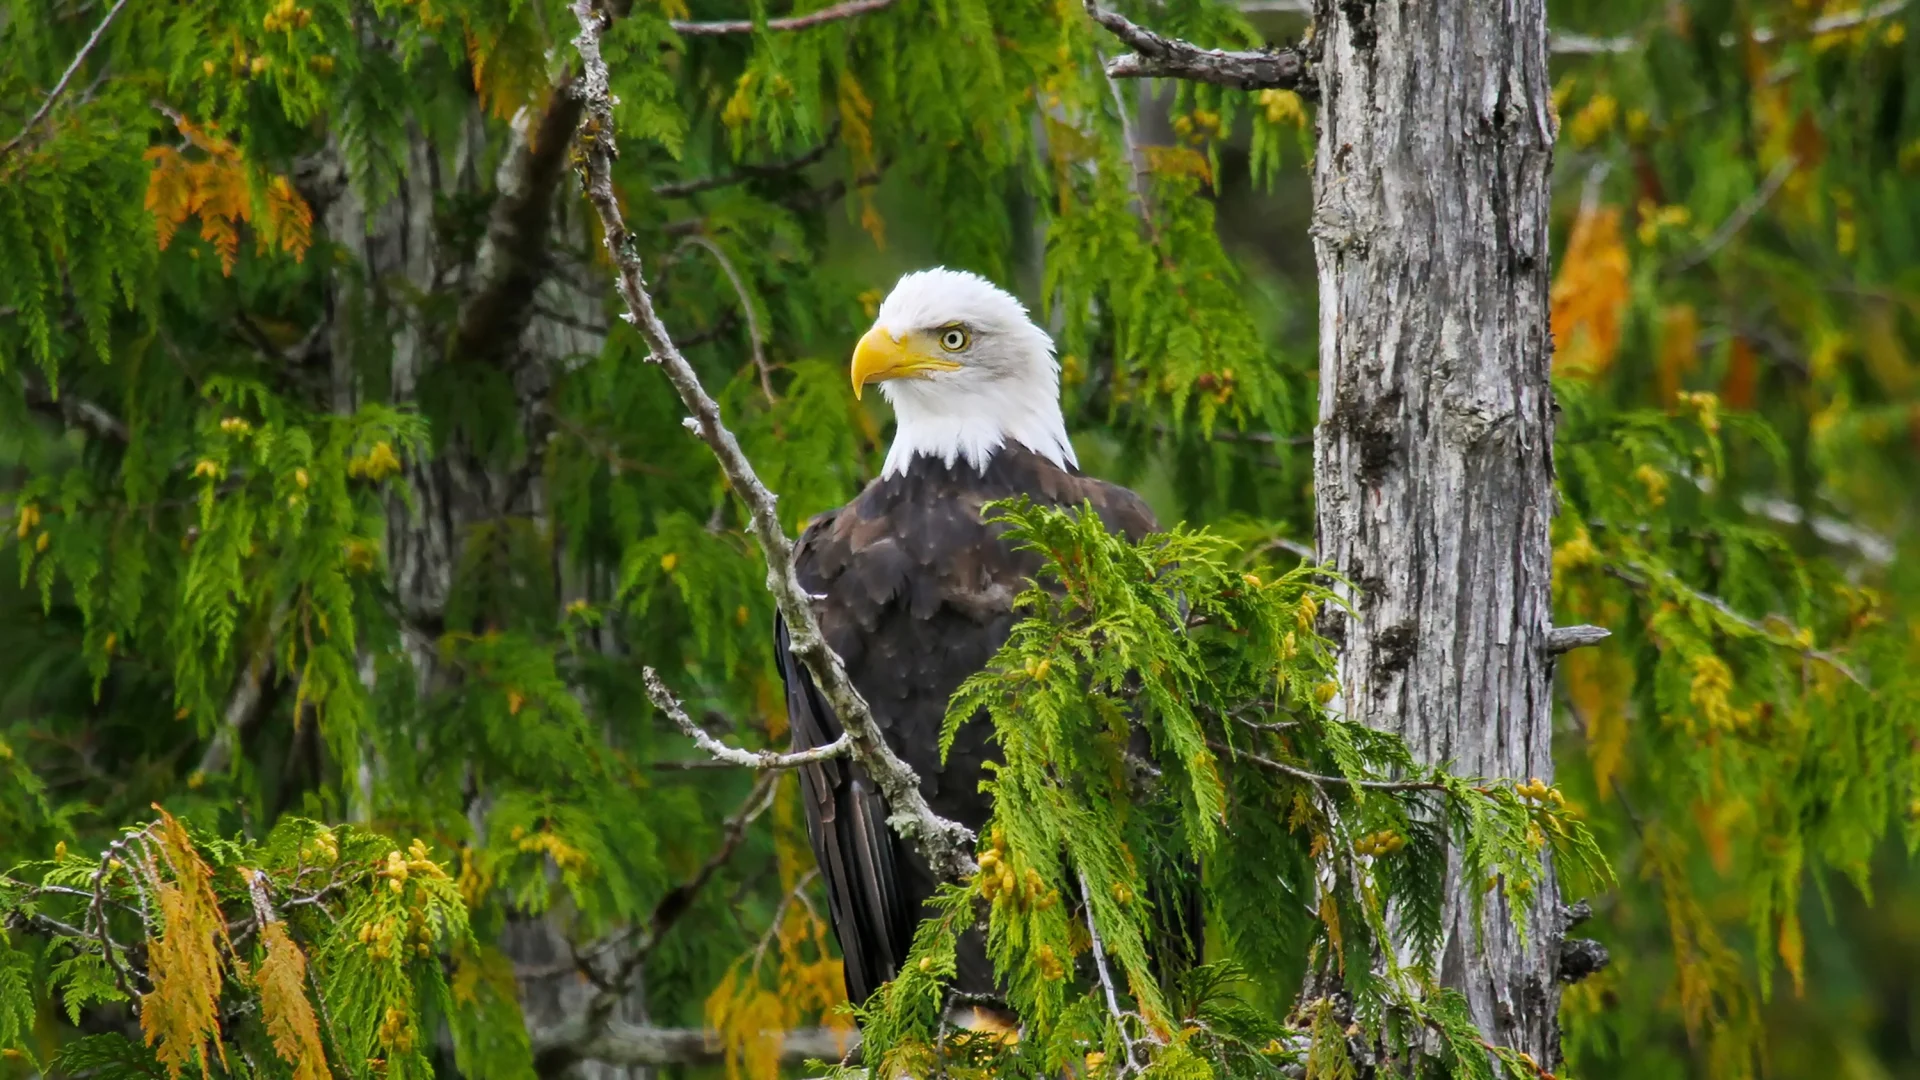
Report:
567,1,977,883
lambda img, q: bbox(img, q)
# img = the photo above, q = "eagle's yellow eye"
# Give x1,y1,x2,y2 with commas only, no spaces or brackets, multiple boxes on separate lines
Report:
938,326,970,352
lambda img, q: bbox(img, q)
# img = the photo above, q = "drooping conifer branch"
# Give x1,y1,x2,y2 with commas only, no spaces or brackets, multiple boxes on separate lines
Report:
1084,2,1307,91
670,0,897,36
568,1,978,886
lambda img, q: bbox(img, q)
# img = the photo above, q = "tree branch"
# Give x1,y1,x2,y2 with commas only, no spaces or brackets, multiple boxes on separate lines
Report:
643,667,850,770
542,1022,858,1069
671,0,897,36
19,368,129,442
1085,2,1307,90
569,1,976,887
450,77,589,372
1204,740,1448,794
0,0,129,158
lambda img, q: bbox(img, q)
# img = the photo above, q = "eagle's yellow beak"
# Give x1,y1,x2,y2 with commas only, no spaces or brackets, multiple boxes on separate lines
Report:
850,326,962,400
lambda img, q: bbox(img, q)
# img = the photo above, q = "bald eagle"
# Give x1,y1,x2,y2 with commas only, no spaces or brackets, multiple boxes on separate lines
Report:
774,268,1199,1032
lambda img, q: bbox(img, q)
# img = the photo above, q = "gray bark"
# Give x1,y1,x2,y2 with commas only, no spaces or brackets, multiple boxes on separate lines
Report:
320,97,643,1079
1308,0,1563,1065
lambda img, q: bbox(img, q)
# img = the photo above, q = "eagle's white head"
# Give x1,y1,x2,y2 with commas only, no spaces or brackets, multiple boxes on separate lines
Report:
851,267,1077,480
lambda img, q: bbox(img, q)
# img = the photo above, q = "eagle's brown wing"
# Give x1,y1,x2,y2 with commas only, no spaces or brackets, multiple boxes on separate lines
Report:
774,447,1163,1007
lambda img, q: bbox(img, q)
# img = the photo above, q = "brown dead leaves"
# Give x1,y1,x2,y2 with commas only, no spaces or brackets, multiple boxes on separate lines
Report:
140,809,230,1080
254,918,330,1080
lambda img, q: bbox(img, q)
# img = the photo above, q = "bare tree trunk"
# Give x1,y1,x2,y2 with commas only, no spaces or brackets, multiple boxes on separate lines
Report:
1309,0,1562,1065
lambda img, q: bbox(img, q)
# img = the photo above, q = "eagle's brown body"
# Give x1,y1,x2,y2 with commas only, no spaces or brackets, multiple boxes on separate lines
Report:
773,445,1160,1006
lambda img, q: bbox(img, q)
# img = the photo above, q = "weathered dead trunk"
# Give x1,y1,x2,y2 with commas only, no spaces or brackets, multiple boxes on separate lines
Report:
1309,0,1562,1064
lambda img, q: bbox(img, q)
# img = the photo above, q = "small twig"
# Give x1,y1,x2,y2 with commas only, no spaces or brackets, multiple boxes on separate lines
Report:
1204,739,1448,794
653,126,840,199
1545,625,1611,655
1084,2,1307,91
644,667,852,770
1080,873,1145,1075
671,0,897,35
571,0,975,883
1668,156,1796,273
90,838,143,1005
675,235,774,405
1,0,130,158
572,771,780,1010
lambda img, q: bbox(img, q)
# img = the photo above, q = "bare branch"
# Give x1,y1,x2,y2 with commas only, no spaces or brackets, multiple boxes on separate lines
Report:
569,1,977,885
0,0,129,158
19,368,129,442
671,0,897,36
675,235,774,404
1668,155,1797,273
544,1023,858,1070
196,655,274,778
1086,2,1307,90
643,667,851,770
450,78,590,372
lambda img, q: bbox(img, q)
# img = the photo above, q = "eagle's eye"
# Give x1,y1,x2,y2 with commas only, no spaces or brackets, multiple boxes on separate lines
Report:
937,326,970,353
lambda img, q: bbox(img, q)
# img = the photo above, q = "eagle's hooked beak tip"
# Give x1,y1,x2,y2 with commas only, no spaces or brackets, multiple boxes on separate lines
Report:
850,325,899,401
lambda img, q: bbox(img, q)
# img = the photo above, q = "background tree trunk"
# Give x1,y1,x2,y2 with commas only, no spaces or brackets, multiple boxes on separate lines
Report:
1308,0,1563,1064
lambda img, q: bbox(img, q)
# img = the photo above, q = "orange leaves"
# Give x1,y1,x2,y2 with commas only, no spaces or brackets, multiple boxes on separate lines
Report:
144,117,312,275
1551,205,1630,378
140,809,231,1080
705,895,851,1080
1657,304,1699,406
253,920,329,1080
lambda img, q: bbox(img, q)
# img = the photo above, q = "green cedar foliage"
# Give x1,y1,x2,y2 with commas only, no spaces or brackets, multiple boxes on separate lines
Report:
845,501,1606,1080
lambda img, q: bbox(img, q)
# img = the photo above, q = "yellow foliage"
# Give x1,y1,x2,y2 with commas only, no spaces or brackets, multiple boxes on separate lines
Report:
1551,206,1629,378
140,809,232,1080
1143,145,1214,189
706,896,851,1080
1257,89,1307,129
349,440,401,480
1688,654,1738,732
254,920,329,1080
1566,641,1631,796
144,118,312,275
1567,92,1618,146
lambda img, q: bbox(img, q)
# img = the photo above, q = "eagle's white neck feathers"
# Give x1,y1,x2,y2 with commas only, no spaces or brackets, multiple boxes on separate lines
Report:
867,268,1076,479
